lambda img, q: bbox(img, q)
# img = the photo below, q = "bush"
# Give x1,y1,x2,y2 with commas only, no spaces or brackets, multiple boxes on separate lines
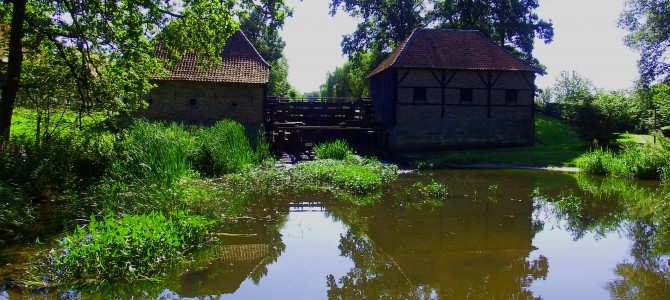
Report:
43,210,213,284
0,133,115,198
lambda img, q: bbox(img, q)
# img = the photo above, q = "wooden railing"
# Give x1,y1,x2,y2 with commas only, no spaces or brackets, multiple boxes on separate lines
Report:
266,97,373,127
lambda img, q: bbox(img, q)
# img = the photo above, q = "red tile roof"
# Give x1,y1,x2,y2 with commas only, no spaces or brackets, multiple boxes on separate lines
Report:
368,28,539,78
155,30,269,84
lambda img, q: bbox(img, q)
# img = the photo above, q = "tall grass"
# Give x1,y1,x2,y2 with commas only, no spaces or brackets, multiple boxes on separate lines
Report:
576,136,670,180
114,121,194,188
190,120,270,176
313,139,354,160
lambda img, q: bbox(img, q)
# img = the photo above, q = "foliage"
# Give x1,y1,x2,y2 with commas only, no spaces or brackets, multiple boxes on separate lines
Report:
544,71,622,145
291,157,398,198
314,139,354,160
429,0,554,71
330,0,425,56
619,0,670,85
39,210,213,284
0,0,241,140
576,137,670,180
239,0,297,97
320,51,374,98
113,120,194,188
0,182,32,233
0,133,115,198
190,120,270,176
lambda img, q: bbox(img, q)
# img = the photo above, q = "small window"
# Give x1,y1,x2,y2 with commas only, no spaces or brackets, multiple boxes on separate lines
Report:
414,87,427,103
505,89,518,104
189,98,197,105
460,88,473,104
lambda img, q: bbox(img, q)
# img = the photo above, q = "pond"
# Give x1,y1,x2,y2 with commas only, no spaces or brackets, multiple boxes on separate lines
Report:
2,169,670,299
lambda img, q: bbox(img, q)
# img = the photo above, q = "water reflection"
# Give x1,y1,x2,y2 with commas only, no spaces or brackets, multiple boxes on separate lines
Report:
5,170,670,299
325,180,547,299
176,200,289,298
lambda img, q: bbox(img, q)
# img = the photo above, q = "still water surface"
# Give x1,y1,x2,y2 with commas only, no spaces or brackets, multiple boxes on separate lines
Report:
3,169,670,299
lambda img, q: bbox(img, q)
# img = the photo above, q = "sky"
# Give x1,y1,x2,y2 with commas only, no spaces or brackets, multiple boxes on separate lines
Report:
281,0,639,93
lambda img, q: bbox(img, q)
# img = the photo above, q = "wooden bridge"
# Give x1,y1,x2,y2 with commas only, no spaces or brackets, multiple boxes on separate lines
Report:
265,97,380,153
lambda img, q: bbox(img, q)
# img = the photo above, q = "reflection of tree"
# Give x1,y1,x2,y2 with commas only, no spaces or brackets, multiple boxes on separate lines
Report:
551,175,670,299
326,191,548,299
327,227,549,299
605,219,670,300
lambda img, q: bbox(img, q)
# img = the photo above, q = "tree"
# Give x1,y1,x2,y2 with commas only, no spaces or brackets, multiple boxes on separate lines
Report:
429,0,554,72
619,0,670,85
239,0,296,97
330,0,426,56
0,0,241,141
320,51,375,98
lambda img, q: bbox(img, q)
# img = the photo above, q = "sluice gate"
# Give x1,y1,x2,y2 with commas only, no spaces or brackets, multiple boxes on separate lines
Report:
265,97,381,153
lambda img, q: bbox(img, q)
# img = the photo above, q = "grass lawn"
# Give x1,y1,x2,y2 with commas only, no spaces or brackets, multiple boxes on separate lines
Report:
617,133,655,144
9,107,110,138
402,113,587,168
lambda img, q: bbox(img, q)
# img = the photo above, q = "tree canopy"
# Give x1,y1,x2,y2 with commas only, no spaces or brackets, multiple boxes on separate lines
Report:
0,0,243,140
619,0,670,85
430,0,553,72
239,0,298,97
330,0,553,72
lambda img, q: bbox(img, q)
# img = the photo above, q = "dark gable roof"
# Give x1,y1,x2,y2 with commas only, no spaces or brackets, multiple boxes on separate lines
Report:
368,28,539,78
155,30,270,84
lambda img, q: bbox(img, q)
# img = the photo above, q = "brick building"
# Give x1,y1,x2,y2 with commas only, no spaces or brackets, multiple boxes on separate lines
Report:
368,28,538,151
136,30,269,127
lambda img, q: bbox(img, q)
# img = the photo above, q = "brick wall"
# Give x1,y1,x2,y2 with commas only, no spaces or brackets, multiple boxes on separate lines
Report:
135,80,265,126
388,68,535,150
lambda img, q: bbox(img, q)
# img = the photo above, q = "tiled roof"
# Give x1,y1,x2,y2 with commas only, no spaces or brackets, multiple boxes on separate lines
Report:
155,30,269,84
368,28,539,78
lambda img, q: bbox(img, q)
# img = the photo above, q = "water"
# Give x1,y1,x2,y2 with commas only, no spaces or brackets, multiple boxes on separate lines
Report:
2,169,670,299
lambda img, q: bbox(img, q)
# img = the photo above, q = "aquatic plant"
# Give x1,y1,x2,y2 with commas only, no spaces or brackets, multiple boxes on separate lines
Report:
313,139,354,160
37,210,213,284
576,141,670,180
396,179,450,208
291,157,398,197
190,120,270,176
114,120,194,188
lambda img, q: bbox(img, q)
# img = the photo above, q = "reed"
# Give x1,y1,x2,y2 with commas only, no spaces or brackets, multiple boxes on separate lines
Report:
313,139,354,160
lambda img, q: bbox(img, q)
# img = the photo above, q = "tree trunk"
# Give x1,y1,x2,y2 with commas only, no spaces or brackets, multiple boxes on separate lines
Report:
0,0,27,142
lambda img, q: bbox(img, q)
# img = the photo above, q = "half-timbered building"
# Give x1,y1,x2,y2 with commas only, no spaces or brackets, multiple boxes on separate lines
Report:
136,30,269,128
368,28,538,150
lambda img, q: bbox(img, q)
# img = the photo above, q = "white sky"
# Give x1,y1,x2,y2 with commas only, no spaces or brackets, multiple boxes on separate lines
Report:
281,0,639,93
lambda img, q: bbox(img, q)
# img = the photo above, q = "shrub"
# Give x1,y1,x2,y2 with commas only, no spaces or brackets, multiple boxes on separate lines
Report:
0,133,115,198
43,210,213,284
313,140,354,160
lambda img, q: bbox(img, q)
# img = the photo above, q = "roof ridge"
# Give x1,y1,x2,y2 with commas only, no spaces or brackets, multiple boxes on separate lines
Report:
389,28,420,67
471,30,541,73
235,29,270,68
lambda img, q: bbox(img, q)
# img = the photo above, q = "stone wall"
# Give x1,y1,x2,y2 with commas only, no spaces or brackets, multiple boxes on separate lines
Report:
135,80,265,126
388,69,535,150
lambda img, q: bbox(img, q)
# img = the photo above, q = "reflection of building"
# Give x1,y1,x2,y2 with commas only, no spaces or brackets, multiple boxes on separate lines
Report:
328,171,547,299
178,237,275,296
366,199,535,285
177,202,289,298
